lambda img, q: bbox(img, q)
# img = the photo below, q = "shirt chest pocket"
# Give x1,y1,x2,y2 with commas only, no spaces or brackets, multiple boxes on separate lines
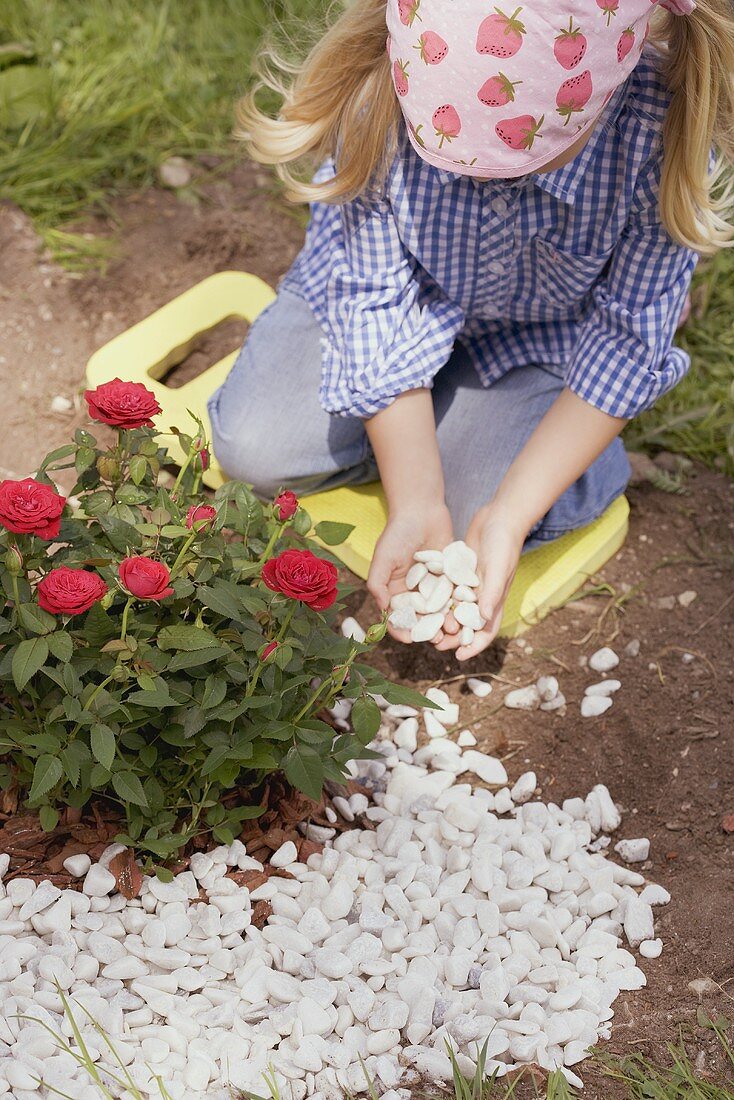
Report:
531,237,612,308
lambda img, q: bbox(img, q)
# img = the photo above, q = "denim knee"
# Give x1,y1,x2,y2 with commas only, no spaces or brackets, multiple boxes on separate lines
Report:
208,390,287,498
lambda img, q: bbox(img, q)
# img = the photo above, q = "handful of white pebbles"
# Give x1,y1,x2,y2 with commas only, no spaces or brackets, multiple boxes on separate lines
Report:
389,542,484,645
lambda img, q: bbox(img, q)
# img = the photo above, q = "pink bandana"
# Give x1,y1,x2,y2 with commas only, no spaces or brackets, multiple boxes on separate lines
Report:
386,0,696,177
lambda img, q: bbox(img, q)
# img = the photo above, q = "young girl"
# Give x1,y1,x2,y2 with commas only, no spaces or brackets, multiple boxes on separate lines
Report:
208,0,733,659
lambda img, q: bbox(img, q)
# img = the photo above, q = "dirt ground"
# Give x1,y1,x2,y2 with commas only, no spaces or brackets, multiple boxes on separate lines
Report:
1,161,733,1095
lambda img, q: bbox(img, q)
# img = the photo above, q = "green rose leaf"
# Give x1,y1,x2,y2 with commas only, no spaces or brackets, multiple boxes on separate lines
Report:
284,743,324,802
12,636,49,691
129,455,148,485
111,771,148,808
47,632,74,662
90,724,116,771
380,682,437,709
17,602,57,636
157,625,219,652
29,754,63,801
350,696,382,741
313,520,355,546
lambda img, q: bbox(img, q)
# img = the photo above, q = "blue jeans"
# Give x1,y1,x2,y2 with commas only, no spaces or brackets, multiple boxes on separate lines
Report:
208,287,630,545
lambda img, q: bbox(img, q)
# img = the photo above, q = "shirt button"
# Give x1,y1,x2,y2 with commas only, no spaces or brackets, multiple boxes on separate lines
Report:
488,259,505,275
492,197,508,215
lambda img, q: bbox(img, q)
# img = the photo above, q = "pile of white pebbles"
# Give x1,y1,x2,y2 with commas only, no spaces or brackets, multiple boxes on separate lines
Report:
0,685,667,1100
388,542,485,645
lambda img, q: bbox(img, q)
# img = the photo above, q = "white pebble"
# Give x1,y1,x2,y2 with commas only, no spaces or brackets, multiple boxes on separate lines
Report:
640,938,663,959
411,613,445,644
585,679,622,697
406,563,427,589
63,854,92,878
467,678,492,698
461,750,508,786
82,865,117,897
457,729,477,747
341,618,366,643
504,685,541,711
454,602,485,630
510,772,537,804
270,841,298,868
589,647,620,673
580,696,613,718
614,838,650,863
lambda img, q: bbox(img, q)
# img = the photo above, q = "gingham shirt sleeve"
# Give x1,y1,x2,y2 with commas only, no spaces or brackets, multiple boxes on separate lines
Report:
316,195,465,419
565,142,698,419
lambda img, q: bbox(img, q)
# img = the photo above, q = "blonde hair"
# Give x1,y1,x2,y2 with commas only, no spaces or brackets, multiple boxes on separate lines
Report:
239,0,734,253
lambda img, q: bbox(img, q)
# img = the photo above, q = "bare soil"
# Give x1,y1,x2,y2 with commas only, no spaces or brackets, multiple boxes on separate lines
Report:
1,161,732,1095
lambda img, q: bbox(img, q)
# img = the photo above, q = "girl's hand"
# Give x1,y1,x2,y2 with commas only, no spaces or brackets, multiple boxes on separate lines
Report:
368,502,454,644
435,503,526,661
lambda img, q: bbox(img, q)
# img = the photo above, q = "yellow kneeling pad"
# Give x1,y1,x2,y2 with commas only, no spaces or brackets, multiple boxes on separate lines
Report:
87,271,629,637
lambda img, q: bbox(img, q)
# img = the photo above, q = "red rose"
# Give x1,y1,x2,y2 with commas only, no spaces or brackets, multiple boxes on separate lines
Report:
196,448,210,472
37,566,108,616
84,379,162,429
261,549,338,611
186,503,217,530
0,478,66,539
119,556,174,601
259,641,279,661
274,490,299,521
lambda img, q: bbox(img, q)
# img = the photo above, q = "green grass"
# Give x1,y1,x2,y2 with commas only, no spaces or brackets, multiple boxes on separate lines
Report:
1,1,732,470
0,0,325,258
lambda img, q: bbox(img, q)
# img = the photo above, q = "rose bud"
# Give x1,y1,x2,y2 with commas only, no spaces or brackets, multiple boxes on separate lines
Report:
185,503,217,530
261,549,338,611
0,477,66,540
365,620,388,644
84,379,162,429
5,546,23,576
196,447,210,472
259,641,279,662
119,556,174,601
274,490,299,522
37,566,108,617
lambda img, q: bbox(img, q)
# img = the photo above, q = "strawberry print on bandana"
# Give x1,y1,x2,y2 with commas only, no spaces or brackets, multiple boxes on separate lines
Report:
386,0,696,177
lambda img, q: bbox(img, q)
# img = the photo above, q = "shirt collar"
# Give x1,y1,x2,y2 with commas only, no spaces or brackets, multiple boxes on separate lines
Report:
431,79,628,205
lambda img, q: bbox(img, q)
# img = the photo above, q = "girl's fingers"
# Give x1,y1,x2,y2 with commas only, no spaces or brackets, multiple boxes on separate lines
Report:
443,610,460,635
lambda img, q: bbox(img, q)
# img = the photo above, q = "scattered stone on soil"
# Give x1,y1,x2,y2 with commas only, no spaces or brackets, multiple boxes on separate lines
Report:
581,696,613,718
588,648,620,673
614,838,651,864
467,678,492,698
157,156,193,189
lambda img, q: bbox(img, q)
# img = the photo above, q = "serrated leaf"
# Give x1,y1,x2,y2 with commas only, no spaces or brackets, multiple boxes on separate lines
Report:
17,602,57,636
283,744,324,802
29,754,62,801
83,602,116,648
90,724,116,771
201,675,227,710
157,624,219,652
12,637,49,691
351,696,382,741
129,455,147,486
47,632,74,662
111,770,148,808
381,682,436,709
313,520,355,546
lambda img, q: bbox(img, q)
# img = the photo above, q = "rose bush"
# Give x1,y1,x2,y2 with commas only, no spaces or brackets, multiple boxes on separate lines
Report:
0,384,420,862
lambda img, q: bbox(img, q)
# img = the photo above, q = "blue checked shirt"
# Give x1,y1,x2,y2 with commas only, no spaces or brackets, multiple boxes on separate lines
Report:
281,51,698,421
